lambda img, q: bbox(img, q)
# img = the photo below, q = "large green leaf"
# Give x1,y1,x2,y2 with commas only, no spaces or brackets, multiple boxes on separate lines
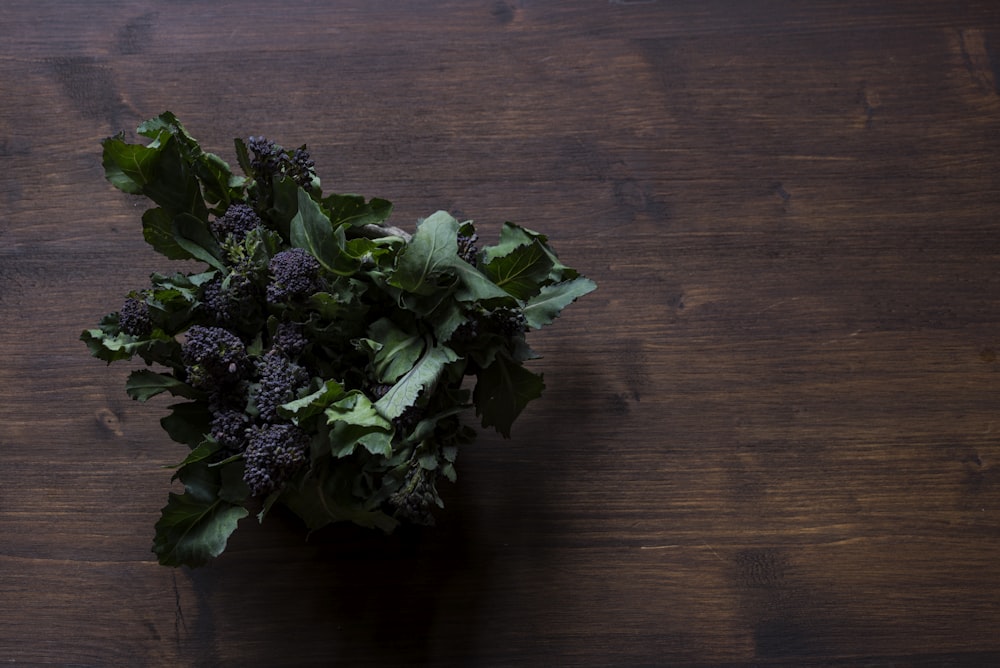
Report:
152,463,248,567
473,352,545,438
522,277,597,329
482,222,579,282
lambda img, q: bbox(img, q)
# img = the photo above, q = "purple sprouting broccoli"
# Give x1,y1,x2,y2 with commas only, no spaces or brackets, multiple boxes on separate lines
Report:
267,248,321,303
210,203,262,243
242,422,310,496
119,296,152,336
252,351,310,423
180,325,249,391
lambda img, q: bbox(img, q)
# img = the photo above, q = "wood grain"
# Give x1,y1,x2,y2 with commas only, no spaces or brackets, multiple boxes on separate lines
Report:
4,1,1000,665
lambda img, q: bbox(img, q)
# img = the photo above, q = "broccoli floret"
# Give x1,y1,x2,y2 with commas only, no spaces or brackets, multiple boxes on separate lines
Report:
267,248,321,303
457,231,479,265
210,203,261,243
181,325,249,391
392,403,425,436
119,296,152,336
272,321,309,357
490,307,527,337
210,408,251,455
253,351,309,423
202,272,260,328
247,136,282,177
286,147,317,190
246,137,316,189
389,462,438,526
243,422,310,497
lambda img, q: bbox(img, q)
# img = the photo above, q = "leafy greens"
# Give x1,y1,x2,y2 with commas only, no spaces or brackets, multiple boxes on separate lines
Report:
82,112,595,567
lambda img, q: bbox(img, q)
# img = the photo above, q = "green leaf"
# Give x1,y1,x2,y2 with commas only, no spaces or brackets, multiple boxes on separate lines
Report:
367,318,424,384
138,111,244,212
482,221,579,282
141,207,186,261
451,261,514,304
101,134,157,194
321,193,393,228
80,320,179,366
160,402,212,447
125,369,199,402
289,186,347,273
325,391,394,458
152,463,248,567
473,352,545,438
167,439,221,470
387,210,461,295
280,471,398,533
482,239,553,300
522,277,597,329
172,213,225,270
139,132,208,218
388,210,510,303
375,339,459,420
278,379,346,421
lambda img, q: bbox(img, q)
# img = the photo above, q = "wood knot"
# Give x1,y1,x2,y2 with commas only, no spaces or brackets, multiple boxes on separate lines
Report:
95,407,123,437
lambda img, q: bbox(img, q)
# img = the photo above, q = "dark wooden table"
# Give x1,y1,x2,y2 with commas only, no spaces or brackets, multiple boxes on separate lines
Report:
4,1,1000,665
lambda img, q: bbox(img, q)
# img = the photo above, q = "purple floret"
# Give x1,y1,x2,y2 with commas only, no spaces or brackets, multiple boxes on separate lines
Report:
267,248,321,303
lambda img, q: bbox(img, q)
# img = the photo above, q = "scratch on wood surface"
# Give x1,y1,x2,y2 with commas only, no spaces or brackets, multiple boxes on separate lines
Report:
173,571,187,640
958,28,998,94
702,542,727,563
819,329,863,346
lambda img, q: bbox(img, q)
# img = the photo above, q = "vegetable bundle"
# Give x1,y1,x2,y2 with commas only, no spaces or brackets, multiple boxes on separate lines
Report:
82,113,595,567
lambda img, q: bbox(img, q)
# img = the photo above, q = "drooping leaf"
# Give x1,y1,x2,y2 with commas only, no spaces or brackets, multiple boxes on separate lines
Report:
279,469,398,533
388,210,510,303
482,221,579,282
152,462,248,567
473,352,545,438
101,133,157,194
138,111,245,212
522,277,597,329
167,440,221,470
160,401,212,448
125,369,199,402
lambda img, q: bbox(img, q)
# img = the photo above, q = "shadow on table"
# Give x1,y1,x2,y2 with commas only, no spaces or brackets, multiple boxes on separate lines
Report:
176,350,611,665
